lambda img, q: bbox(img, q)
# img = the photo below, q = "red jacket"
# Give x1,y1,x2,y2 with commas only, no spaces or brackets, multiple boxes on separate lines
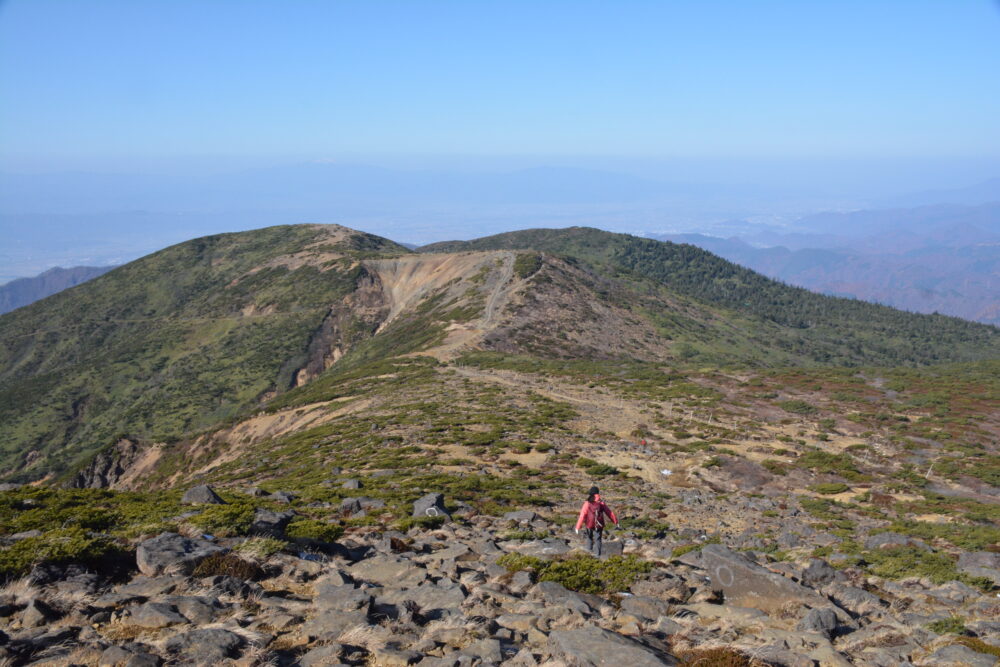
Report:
575,497,618,531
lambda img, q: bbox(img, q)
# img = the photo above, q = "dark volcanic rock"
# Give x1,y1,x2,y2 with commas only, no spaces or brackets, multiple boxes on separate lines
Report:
693,544,843,617
412,493,451,521
548,627,675,666
181,484,225,504
958,551,1000,585
250,509,295,537
797,606,839,639
128,602,188,628
135,532,224,576
164,628,244,662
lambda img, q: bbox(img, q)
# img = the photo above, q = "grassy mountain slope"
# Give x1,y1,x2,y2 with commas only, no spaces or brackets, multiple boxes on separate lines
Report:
3,223,999,484
0,225,410,481
422,227,1000,366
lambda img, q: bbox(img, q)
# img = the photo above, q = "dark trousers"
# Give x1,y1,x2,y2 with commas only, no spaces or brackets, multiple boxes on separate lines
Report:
584,527,604,556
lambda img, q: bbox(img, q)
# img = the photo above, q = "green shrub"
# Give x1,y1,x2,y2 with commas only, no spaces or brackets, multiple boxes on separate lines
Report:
864,546,992,591
950,637,1000,658
188,503,256,537
671,536,720,558
927,616,967,635
0,528,124,578
497,552,652,595
761,459,788,476
575,457,620,476
501,530,550,541
778,399,818,415
886,519,1000,552
797,449,866,481
284,519,344,542
811,483,850,495
513,253,543,279
192,552,263,580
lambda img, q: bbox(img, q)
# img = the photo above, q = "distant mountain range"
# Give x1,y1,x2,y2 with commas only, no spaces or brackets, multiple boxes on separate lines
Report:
654,202,1000,325
0,265,115,315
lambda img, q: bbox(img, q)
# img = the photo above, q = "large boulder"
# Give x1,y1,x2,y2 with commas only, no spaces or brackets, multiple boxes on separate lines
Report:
164,628,244,662
797,606,840,639
300,609,371,642
127,602,188,629
250,509,295,537
348,554,427,588
504,537,570,558
958,551,1000,585
531,580,601,615
548,627,675,666
412,493,451,521
503,510,538,523
917,643,998,667
378,580,467,617
693,544,847,618
181,485,225,504
135,532,225,576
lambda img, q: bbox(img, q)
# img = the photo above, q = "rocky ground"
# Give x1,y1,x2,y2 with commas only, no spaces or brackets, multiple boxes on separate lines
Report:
2,485,999,667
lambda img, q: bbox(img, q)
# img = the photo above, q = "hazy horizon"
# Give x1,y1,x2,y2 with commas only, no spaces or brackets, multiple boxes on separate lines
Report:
3,1,1000,285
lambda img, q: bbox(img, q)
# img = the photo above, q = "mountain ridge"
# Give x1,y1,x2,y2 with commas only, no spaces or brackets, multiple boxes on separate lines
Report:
2,223,998,484
0,265,115,315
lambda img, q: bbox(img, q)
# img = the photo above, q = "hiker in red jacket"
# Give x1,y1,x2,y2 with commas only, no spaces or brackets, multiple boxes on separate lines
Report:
574,485,619,556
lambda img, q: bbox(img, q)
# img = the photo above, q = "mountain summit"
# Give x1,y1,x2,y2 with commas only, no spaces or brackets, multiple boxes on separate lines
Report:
1,223,997,483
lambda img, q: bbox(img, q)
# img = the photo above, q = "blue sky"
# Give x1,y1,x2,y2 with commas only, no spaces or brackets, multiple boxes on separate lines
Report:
2,0,1000,169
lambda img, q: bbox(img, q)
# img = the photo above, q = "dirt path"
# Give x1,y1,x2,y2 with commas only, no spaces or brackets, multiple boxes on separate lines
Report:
481,251,515,327
450,366,654,437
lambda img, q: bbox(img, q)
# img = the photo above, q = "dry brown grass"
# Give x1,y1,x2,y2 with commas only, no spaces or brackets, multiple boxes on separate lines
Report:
0,576,40,605
26,646,105,667
337,624,392,651
676,647,770,667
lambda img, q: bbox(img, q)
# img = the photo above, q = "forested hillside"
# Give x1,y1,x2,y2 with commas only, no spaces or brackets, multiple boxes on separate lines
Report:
0,225,410,481
423,227,1000,366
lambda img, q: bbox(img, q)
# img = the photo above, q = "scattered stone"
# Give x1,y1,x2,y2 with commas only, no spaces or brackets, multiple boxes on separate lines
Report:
250,508,295,537
270,490,296,503
619,595,671,622
548,627,674,666
348,554,428,588
297,643,345,666
798,606,840,639
694,544,845,617
503,510,538,523
460,638,503,663
801,557,844,587
865,532,929,550
135,532,225,576
958,551,1000,585
412,493,451,520
342,479,362,490
181,484,225,504
917,643,997,667
20,598,57,628
300,609,370,642
531,581,599,615
163,628,244,662
127,602,188,628
505,537,570,558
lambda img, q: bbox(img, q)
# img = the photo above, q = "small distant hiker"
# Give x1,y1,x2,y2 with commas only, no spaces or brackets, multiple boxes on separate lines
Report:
574,485,619,556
